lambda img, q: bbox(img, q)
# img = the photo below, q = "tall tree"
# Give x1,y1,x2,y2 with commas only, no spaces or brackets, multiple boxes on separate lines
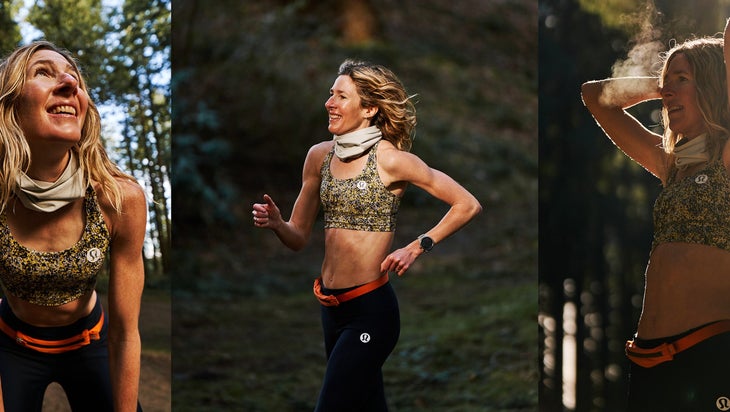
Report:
110,0,171,276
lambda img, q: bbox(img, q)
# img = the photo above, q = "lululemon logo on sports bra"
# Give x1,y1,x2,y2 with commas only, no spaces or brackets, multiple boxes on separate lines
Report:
360,333,371,343
695,174,709,184
356,180,368,191
717,397,730,411
86,247,102,263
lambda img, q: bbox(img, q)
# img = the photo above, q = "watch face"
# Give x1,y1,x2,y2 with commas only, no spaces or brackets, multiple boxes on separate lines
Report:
420,236,433,250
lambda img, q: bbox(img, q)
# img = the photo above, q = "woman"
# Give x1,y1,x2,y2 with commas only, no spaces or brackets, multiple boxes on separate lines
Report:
581,25,730,410
252,60,482,411
0,41,146,411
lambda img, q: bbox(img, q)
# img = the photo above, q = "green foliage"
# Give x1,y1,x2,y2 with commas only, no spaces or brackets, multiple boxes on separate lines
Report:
0,0,22,55
27,0,105,42
577,0,647,33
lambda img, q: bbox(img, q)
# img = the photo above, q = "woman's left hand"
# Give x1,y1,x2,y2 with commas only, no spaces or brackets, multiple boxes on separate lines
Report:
380,243,422,276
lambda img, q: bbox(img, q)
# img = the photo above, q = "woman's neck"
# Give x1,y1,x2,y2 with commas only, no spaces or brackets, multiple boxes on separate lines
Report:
27,150,72,182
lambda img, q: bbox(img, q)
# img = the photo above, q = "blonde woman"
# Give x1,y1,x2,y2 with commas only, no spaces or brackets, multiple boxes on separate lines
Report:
0,41,146,412
253,60,481,411
581,25,730,410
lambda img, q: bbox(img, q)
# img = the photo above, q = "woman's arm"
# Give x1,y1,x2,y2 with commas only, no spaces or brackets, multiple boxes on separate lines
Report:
378,147,482,275
581,77,668,180
252,143,328,251
105,179,147,412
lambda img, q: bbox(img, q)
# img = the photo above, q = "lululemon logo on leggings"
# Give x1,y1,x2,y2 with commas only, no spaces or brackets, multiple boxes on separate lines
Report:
717,397,730,411
359,333,371,343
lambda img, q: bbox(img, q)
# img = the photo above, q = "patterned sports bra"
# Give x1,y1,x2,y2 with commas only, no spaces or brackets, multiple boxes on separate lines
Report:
652,159,730,252
320,142,401,232
0,186,111,306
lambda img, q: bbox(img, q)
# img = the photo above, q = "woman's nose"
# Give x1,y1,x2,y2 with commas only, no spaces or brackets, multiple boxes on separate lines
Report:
660,83,673,97
56,72,79,94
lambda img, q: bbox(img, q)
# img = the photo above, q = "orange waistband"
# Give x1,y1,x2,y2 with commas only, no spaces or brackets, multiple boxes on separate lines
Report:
0,311,104,354
313,274,390,307
625,320,730,368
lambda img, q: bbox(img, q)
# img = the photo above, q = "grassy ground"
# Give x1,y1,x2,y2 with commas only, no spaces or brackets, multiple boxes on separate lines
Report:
173,242,536,411
42,289,171,412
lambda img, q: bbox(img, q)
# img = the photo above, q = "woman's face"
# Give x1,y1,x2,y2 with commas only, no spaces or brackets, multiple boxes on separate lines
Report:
661,52,706,139
16,49,89,146
325,75,376,135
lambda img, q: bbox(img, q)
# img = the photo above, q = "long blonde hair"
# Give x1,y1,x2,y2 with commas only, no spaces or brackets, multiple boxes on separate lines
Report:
659,37,730,166
338,60,417,151
0,41,134,214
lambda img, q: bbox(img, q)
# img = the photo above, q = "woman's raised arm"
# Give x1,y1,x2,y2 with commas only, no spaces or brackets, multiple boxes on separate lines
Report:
581,77,667,180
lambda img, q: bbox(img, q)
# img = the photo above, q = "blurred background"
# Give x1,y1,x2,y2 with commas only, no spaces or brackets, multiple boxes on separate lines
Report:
539,0,730,411
172,0,537,410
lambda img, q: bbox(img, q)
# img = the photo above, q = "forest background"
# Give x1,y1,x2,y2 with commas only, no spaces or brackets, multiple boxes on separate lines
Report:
1,0,170,410
172,0,537,411
539,0,730,411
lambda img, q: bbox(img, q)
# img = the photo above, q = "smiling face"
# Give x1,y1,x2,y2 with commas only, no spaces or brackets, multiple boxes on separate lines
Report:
325,75,377,135
15,49,89,147
660,53,707,139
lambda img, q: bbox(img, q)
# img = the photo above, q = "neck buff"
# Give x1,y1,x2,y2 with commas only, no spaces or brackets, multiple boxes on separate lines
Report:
14,152,87,212
674,133,709,170
333,125,382,161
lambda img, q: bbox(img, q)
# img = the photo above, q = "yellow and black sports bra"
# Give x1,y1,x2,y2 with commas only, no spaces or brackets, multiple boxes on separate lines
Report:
652,159,730,252
0,186,111,306
320,143,401,232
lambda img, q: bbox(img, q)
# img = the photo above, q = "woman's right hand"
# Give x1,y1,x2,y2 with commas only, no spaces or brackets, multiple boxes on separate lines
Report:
252,194,282,229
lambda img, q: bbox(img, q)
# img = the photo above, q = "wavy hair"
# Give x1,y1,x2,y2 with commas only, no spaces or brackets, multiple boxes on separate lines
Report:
338,60,417,151
659,37,730,166
0,41,134,214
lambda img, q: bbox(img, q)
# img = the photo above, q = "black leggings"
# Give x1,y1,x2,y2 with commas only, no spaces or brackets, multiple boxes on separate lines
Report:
315,281,400,412
0,298,142,412
628,327,730,412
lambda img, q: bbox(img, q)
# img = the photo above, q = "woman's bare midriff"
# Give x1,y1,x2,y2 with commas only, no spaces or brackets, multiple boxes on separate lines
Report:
322,228,394,289
4,290,97,327
638,242,730,339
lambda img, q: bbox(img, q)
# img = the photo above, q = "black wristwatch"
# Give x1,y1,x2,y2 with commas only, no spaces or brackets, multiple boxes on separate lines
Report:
418,234,434,252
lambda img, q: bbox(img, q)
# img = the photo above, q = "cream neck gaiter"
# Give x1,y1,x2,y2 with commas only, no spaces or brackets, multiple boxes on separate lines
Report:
674,134,709,170
15,152,87,212
333,126,382,161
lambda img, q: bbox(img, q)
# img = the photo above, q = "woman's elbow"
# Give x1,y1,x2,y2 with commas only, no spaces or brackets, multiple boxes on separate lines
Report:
288,241,307,252
286,233,310,252
580,81,597,108
468,197,483,219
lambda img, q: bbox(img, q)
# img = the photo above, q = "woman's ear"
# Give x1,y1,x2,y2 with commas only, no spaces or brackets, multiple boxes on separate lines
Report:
364,105,379,120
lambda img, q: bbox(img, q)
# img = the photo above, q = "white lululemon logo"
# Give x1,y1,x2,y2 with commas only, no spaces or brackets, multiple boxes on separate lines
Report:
360,333,371,343
86,247,102,263
717,397,730,411
695,174,708,184
356,180,368,190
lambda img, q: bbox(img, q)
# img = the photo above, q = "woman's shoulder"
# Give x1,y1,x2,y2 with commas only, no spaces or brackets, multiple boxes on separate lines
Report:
376,139,420,167
306,140,335,163
93,177,146,216
311,140,335,153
